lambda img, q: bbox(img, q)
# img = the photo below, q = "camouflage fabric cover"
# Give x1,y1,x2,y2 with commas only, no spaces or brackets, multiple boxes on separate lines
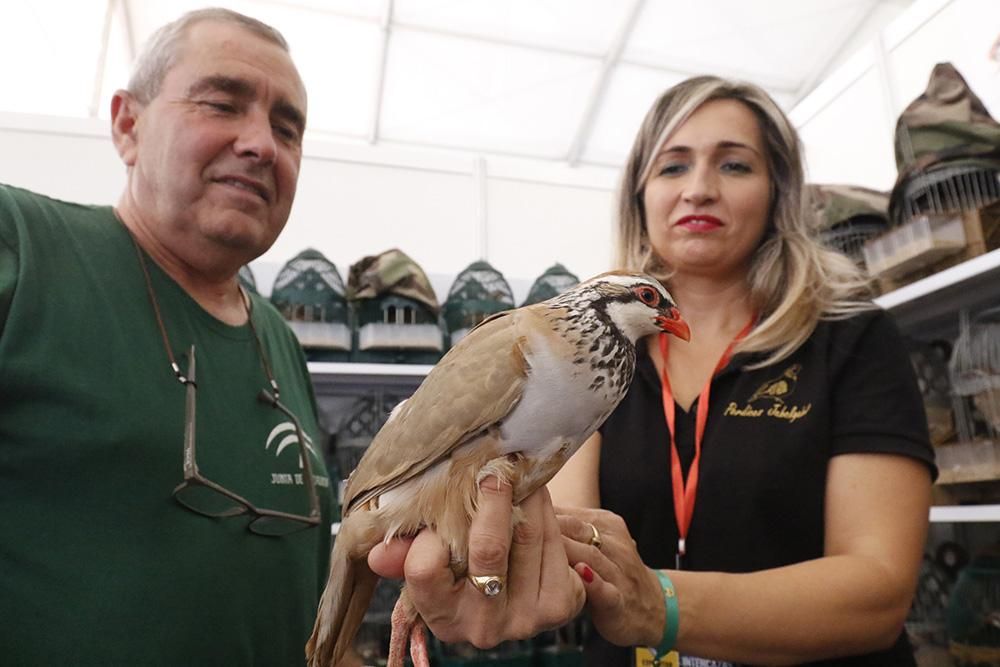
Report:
894,63,1000,171
805,184,889,232
521,263,580,306
347,248,440,314
892,62,1000,190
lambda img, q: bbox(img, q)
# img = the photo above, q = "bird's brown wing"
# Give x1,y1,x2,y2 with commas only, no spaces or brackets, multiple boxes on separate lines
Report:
342,309,531,515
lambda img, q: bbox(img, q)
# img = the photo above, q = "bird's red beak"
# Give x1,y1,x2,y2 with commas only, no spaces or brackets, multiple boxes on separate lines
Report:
656,307,691,341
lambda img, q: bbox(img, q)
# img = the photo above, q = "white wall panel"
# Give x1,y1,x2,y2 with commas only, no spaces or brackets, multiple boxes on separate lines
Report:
0,121,123,205
260,157,477,297
485,178,615,302
797,69,897,190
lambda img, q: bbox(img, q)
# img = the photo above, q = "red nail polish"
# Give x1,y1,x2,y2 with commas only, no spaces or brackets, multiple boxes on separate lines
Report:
580,565,594,584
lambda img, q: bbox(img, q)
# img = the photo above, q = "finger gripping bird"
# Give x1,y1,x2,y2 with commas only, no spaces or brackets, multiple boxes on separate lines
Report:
306,271,690,667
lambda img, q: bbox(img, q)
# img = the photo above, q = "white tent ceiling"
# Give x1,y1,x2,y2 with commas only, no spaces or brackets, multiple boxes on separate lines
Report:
3,0,913,168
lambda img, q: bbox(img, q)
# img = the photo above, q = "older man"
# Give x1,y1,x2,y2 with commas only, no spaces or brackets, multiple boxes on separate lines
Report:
0,9,333,664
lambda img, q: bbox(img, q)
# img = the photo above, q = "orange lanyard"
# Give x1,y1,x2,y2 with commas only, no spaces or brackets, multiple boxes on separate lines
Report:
658,318,754,569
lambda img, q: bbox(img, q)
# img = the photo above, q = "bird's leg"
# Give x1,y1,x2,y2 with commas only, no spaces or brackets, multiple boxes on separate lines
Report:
409,621,429,667
387,588,429,667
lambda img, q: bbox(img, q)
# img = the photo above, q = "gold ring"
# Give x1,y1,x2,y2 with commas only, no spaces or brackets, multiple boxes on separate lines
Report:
467,574,506,598
586,522,602,549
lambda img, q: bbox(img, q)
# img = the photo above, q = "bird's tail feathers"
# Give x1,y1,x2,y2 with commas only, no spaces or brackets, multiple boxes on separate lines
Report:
306,519,380,667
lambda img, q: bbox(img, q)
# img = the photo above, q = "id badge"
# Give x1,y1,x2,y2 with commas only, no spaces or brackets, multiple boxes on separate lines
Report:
634,647,679,667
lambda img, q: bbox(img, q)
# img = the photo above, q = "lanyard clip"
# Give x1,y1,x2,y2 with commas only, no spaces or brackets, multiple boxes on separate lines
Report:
675,538,686,570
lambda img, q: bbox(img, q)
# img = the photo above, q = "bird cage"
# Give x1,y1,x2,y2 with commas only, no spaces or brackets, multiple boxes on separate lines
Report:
894,163,1000,227
442,260,515,347
270,249,352,361
875,63,1000,284
330,391,407,479
805,184,889,268
521,263,580,306
889,63,1000,225
347,248,444,364
947,547,1000,667
909,339,956,446
238,264,258,294
327,388,417,663
907,553,953,658
948,307,1000,445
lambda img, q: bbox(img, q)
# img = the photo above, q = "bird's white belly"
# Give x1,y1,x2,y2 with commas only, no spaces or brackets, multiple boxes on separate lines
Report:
497,332,618,465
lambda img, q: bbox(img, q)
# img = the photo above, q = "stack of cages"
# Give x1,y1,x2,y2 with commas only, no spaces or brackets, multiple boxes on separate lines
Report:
521,263,580,307
864,63,1000,292
946,544,1000,667
944,307,1000,480
805,183,890,271
269,248,352,362
443,261,516,349
317,378,422,665
348,248,445,365
907,546,959,667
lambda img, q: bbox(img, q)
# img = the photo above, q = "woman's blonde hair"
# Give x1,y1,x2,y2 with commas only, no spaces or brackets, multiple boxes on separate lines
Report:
616,76,872,366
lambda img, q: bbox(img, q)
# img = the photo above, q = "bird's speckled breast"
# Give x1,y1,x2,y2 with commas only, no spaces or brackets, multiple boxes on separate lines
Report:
496,312,635,494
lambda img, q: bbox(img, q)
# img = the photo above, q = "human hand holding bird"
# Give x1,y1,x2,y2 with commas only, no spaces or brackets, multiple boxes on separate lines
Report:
306,271,690,667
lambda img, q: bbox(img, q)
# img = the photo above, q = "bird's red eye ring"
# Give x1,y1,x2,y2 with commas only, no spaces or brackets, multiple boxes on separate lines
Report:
635,286,658,305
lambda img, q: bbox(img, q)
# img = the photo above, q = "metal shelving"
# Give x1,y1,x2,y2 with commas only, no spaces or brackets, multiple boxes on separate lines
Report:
874,247,1000,333
873,249,1000,522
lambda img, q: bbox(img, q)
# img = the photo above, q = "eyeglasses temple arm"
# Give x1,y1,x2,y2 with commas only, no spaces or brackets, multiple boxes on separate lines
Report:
182,345,199,476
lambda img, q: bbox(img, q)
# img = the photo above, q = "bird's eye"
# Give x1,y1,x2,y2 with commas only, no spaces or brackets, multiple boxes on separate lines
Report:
634,286,658,305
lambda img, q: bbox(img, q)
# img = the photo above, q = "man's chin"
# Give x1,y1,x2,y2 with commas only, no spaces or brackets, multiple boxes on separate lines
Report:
202,215,278,255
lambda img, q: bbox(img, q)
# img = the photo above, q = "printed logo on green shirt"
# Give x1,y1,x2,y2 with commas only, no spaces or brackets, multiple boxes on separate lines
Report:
266,422,330,488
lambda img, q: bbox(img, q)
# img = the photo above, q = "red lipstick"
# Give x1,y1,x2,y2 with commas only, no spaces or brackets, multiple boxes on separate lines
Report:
675,214,723,231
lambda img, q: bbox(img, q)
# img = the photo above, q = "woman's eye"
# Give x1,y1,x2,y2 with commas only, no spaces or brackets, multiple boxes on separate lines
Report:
658,163,687,176
721,161,752,174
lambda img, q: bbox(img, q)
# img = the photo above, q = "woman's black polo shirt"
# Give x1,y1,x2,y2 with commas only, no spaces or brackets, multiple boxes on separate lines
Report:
589,308,936,667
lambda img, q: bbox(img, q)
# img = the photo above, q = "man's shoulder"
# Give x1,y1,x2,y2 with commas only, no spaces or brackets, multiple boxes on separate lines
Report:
0,183,114,235
0,182,104,212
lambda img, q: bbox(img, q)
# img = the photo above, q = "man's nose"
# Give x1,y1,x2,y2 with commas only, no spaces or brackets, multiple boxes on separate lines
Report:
233,110,277,164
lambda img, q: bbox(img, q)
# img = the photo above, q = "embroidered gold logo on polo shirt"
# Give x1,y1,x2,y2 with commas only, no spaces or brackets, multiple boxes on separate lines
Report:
724,363,812,423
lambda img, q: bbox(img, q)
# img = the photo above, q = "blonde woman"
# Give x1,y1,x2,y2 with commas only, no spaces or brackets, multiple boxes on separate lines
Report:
368,76,934,666
550,76,935,666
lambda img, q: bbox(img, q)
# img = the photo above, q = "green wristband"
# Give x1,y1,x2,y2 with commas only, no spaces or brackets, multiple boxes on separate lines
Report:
652,569,679,656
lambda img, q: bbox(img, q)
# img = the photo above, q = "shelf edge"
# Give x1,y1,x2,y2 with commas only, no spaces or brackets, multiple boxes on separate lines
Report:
307,361,433,377
929,504,1000,523
874,248,1000,311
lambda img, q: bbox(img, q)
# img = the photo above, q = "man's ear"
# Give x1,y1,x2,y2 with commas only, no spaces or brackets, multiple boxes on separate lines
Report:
111,89,142,167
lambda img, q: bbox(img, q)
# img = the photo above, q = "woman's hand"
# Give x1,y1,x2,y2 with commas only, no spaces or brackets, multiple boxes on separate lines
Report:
368,478,586,648
556,507,666,648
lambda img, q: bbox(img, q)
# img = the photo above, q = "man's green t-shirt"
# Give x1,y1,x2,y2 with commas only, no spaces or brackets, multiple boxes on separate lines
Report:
0,184,334,665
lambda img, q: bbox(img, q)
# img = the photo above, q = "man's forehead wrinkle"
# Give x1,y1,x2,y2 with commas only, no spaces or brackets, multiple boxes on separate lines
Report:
185,75,255,99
